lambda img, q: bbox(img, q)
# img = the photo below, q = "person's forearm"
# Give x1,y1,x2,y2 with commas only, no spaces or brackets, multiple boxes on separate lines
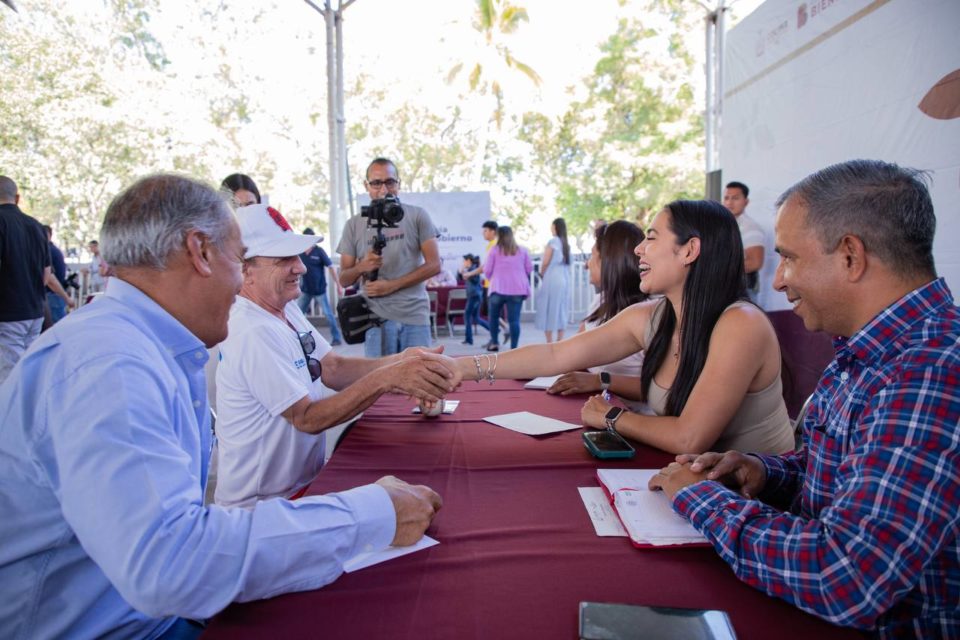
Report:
322,351,403,390
456,342,571,382
608,374,643,400
611,412,709,454
296,371,392,433
744,247,764,274
45,273,71,302
339,262,365,287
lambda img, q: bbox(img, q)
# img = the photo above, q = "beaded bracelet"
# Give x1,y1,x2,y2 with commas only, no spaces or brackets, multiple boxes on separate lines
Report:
487,352,498,385
472,354,484,383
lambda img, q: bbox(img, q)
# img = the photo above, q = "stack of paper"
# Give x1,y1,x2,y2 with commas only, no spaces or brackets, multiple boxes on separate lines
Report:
596,469,708,548
523,376,561,389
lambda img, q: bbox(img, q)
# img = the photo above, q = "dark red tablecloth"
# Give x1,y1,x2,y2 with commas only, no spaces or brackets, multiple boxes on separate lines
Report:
204,381,863,640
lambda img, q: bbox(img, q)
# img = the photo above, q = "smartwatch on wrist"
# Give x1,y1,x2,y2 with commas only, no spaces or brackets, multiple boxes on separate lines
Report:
604,406,625,431
599,371,611,393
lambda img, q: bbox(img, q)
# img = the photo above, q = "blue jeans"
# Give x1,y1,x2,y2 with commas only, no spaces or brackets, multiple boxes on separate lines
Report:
487,293,524,349
46,292,67,324
363,319,432,357
297,292,343,344
463,293,488,343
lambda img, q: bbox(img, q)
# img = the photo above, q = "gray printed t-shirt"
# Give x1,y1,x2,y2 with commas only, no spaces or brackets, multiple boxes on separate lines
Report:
337,202,438,325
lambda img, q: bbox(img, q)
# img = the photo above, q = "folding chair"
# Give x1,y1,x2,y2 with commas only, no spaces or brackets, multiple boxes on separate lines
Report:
445,288,469,336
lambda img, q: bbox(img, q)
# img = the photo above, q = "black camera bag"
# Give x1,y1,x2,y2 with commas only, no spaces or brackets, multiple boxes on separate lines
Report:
336,294,381,345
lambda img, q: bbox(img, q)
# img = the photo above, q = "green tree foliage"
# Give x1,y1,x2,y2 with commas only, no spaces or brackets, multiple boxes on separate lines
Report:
518,6,704,239
0,1,187,249
447,0,541,130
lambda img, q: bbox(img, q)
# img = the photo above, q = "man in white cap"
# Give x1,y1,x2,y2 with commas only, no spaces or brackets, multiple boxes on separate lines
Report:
215,203,461,508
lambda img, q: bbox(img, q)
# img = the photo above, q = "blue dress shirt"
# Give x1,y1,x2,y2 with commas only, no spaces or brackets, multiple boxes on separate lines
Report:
0,278,394,639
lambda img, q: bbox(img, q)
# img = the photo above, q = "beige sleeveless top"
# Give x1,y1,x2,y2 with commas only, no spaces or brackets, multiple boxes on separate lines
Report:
643,300,794,454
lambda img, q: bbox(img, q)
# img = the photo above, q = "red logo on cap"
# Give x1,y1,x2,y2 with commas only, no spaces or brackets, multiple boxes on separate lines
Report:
267,206,292,232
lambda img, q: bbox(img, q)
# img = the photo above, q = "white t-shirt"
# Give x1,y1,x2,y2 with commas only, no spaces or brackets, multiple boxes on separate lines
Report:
737,212,765,249
215,297,334,508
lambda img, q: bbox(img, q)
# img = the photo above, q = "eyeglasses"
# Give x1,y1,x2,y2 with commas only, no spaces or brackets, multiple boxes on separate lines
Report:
297,331,323,382
366,178,399,189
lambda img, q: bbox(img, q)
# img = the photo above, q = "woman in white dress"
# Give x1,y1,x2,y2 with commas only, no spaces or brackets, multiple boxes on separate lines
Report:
534,217,572,343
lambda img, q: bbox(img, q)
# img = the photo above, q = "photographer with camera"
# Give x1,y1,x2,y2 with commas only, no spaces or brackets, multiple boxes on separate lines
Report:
338,158,442,356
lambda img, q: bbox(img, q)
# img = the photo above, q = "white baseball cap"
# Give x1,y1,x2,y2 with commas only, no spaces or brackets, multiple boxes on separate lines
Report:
235,204,322,259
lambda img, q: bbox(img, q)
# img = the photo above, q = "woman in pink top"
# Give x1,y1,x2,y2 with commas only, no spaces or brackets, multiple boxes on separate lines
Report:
483,226,532,351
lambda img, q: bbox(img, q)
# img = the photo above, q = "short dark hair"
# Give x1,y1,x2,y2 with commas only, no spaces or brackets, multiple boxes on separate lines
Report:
366,157,399,181
303,227,314,235
0,175,17,201
220,173,261,204
88,239,99,246
776,159,936,278
482,220,498,231
725,181,749,198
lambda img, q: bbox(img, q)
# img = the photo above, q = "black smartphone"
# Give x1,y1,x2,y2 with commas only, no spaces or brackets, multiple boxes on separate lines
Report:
582,430,635,459
579,602,737,640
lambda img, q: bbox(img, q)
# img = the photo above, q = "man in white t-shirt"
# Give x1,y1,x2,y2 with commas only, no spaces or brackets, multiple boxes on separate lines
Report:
215,204,461,508
723,181,765,301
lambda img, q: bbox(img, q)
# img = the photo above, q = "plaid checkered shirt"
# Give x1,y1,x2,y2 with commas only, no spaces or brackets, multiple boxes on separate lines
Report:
673,278,959,638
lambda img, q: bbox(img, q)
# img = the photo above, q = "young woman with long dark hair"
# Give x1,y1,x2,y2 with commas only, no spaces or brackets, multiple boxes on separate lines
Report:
547,220,649,410
456,200,793,455
534,217,572,343
220,173,261,207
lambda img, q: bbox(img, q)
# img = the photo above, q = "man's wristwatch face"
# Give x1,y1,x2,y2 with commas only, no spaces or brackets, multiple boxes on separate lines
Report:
599,371,611,392
604,407,624,429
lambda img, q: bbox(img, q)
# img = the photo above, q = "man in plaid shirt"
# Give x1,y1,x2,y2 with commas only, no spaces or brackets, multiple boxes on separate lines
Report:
650,159,959,638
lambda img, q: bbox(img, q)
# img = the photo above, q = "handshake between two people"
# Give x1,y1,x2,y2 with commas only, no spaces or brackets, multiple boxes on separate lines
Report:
381,345,463,411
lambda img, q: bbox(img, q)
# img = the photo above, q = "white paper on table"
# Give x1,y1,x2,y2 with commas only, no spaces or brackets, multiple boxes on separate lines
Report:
483,411,582,436
411,400,460,414
523,376,561,390
343,535,439,573
578,487,628,537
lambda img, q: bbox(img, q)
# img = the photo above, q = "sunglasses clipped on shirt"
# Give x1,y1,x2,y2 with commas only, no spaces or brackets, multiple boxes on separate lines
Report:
297,331,323,382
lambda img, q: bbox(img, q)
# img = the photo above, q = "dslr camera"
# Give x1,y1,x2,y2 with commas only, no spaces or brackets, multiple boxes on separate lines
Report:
361,194,404,228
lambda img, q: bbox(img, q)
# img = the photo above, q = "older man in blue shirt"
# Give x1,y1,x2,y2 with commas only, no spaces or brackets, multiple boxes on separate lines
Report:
0,174,443,639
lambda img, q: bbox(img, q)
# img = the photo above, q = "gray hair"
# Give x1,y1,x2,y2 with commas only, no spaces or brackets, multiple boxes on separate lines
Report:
776,159,936,278
0,175,17,202
100,174,235,270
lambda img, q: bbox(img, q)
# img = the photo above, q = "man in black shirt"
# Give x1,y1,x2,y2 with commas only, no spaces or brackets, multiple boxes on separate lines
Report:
297,227,344,345
0,176,50,382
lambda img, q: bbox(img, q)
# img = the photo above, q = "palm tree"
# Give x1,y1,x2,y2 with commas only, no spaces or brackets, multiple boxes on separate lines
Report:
446,0,541,130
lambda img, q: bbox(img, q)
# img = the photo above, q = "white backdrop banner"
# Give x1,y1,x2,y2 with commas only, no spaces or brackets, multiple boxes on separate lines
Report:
722,0,960,310
355,191,492,278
